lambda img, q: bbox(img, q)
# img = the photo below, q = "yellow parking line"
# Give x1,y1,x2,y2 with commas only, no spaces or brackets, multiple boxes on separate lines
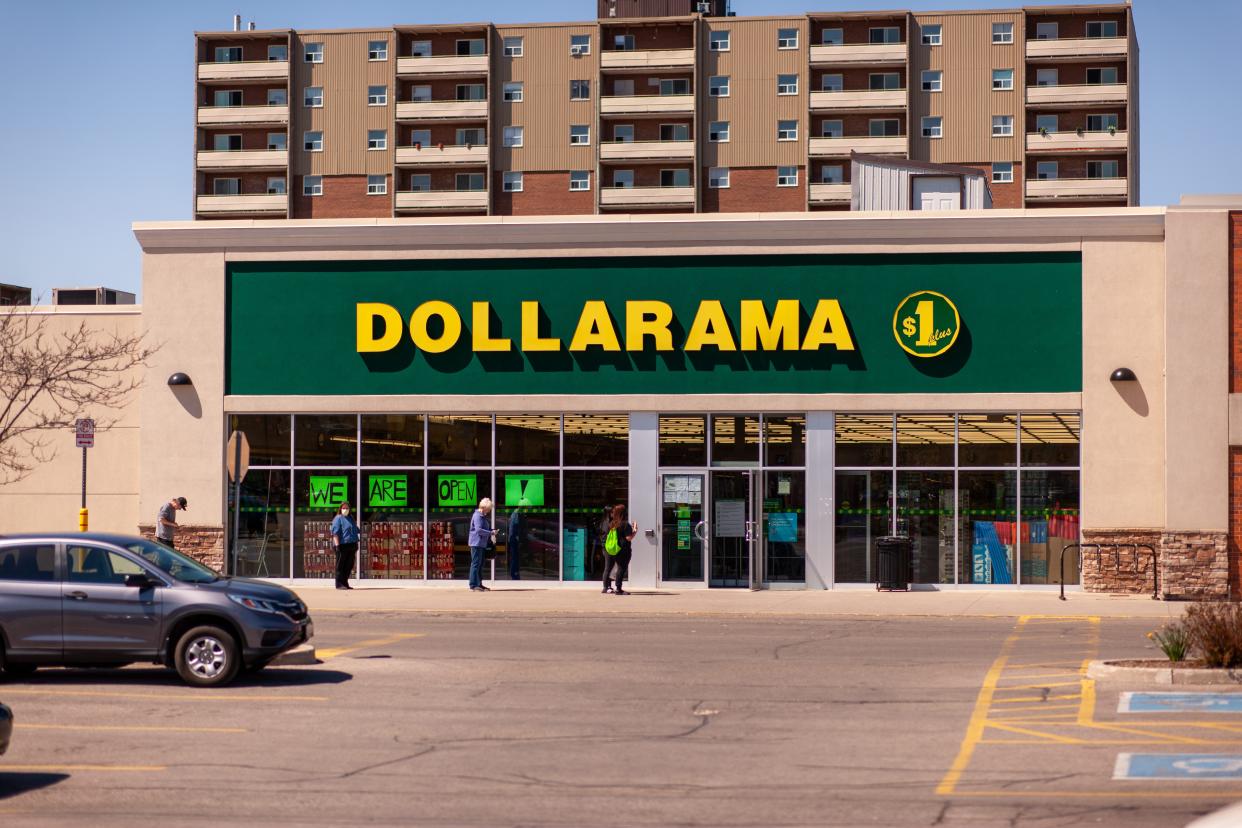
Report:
18,723,247,734
935,652,1015,794
986,721,1086,745
317,632,425,661
2,689,327,703
0,764,165,772
954,790,1242,799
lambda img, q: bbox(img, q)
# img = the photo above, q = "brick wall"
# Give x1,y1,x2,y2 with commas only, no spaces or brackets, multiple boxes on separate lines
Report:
200,127,284,151
1082,529,1230,600
397,168,487,190
1230,214,1242,598
1025,12,1127,40
813,113,907,136
1026,155,1126,180
604,165,691,187
701,166,806,213
397,32,487,57
138,524,226,573
811,67,907,90
1025,63,1126,85
811,18,906,44
293,174,390,218
199,38,287,63
953,161,1023,208
1025,109,1127,133
199,85,281,107
493,171,594,215
202,171,283,196
600,24,694,51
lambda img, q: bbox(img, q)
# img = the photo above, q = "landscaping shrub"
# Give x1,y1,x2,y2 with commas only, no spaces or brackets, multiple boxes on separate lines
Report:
1148,622,1191,662
1184,604,1242,668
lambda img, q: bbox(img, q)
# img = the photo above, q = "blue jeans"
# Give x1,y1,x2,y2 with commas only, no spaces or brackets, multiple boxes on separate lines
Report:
469,546,485,588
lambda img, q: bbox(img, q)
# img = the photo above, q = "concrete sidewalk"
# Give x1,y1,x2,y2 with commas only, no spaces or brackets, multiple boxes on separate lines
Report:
296,584,1188,619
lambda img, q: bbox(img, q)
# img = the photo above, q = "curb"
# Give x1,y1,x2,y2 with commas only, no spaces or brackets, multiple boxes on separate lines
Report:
269,643,316,667
1087,659,1242,686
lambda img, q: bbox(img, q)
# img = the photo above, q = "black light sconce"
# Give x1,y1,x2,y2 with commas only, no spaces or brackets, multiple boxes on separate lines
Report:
167,372,193,387
1110,367,1137,383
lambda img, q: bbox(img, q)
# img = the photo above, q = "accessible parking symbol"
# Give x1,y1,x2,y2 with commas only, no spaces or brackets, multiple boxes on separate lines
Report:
1115,754,1242,780
1119,692,1242,714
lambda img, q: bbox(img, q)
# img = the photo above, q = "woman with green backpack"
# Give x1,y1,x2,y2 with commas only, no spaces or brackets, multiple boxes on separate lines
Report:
603,504,637,596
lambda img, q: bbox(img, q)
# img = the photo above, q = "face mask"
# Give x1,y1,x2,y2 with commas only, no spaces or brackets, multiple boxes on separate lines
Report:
341,509,350,516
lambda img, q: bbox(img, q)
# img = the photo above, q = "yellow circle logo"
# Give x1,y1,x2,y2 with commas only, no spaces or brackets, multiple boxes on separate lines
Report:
893,291,961,358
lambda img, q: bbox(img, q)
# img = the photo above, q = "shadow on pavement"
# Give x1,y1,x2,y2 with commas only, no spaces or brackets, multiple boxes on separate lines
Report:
0,772,69,800
1,666,353,689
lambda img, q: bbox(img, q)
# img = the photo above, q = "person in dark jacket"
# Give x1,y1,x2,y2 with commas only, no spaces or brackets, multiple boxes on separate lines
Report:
330,501,359,590
600,504,615,593
507,500,527,580
606,504,637,596
468,498,497,592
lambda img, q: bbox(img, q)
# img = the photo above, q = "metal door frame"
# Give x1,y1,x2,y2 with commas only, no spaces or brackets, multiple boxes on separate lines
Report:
657,469,709,587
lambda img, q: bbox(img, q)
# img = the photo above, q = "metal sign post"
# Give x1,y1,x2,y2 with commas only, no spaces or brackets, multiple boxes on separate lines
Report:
75,419,94,531
226,430,251,575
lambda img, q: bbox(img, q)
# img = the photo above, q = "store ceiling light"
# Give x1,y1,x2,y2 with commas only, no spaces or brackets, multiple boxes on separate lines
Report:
1110,367,1138,383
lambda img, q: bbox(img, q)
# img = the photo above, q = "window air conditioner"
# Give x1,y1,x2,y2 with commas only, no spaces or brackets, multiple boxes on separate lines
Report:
571,45,586,55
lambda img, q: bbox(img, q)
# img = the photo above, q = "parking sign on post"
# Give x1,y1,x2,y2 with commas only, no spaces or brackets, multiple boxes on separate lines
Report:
75,418,95,449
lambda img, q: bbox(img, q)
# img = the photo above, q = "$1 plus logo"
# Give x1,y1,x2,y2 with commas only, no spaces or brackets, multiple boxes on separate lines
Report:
892,290,961,358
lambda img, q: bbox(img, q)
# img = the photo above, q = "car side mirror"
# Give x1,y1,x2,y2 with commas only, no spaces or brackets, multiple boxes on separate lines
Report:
125,573,156,589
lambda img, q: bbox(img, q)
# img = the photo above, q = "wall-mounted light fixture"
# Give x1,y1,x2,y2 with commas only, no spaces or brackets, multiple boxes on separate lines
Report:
167,373,193,387
1109,367,1137,383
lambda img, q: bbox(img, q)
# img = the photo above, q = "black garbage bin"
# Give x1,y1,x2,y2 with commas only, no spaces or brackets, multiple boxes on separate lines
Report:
875,536,913,591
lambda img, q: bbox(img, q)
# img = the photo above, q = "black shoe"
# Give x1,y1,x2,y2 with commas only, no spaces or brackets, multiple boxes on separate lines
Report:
344,584,354,589
602,587,612,594
615,589,629,596
470,586,483,591
336,585,348,590
478,585,490,591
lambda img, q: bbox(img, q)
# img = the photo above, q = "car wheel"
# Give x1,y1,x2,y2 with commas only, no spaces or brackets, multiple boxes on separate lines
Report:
174,625,240,688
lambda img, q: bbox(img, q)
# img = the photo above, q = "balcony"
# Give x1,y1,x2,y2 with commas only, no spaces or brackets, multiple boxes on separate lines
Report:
1026,37,1128,62
195,193,288,214
809,183,852,204
196,59,289,82
1025,177,1128,201
599,140,694,162
395,144,489,166
809,135,906,157
809,43,906,66
600,48,695,71
196,104,289,126
599,186,695,209
394,190,488,211
395,100,489,121
396,54,489,77
196,149,288,170
810,89,906,112
1025,129,1128,154
1026,83,1127,108
600,94,694,116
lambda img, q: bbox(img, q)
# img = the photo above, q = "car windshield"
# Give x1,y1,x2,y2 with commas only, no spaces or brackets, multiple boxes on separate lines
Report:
123,538,220,584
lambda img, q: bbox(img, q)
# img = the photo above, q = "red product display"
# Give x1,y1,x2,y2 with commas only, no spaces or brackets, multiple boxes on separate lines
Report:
428,521,455,580
362,521,427,579
301,520,337,579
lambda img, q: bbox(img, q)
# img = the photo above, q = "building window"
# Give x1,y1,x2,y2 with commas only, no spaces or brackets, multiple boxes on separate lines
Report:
1086,67,1119,85
1087,160,1120,179
1086,20,1119,38
821,164,844,183
266,176,286,194
992,69,1014,91
267,132,286,150
660,123,689,141
1087,113,1120,132
303,175,322,196
502,171,523,192
777,28,799,49
613,124,634,142
368,40,388,61
777,74,799,95
869,72,901,90
613,34,635,51
870,27,901,44
1036,161,1058,180
992,162,1014,183
409,174,431,192
777,166,798,187
869,119,900,137
921,70,942,92
821,28,843,45
613,170,634,188
821,73,843,92
503,82,524,102
367,85,387,106
570,79,590,100
367,130,387,150
659,78,690,96
409,129,431,147
613,79,636,96
570,34,591,55
304,42,323,63
710,31,730,51
215,46,242,62
503,36,524,57
569,171,590,191
777,120,798,141
709,76,730,97
304,86,323,108
456,127,485,145
1035,114,1058,133
456,172,485,191
921,24,942,45
570,125,590,145
267,88,286,106
411,85,432,102
303,131,323,151
1035,22,1059,40
992,22,1014,43
921,116,943,138
821,119,843,138
503,126,524,148
213,89,242,107
708,167,730,189
1035,68,1058,87
456,84,486,101
410,40,431,57
992,115,1014,136
456,39,485,56
213,134,242,151
709,121,729,142
268,45,287,61
660,169,690,187
367,174,387,195
213,178,240,195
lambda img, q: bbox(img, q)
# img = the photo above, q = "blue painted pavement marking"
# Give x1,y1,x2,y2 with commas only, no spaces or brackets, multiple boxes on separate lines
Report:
1119,692,1242,714
1115,754,1242,780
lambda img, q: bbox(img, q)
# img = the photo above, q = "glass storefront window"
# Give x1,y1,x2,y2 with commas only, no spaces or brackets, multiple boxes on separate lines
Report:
428,469,492,579
763,415,806,467
428,415,492,466
834,470,892,583
835,414,893,467
564,414,628,466
563,470,629,582
361,470,425,579
496,415,560,466
496,470,559,580
712,415,760,466
661,472,706,581
763,470,805,582
360,415,424,466
228,414,291,466
1020,412,1080,467
958,471,1017,584
1021,469,1080,585
896,471,954,583
958,414,1017,467
896,415,955,467
227,468,291,577
295,415,358,466
293,469,357,578
660,415,707,466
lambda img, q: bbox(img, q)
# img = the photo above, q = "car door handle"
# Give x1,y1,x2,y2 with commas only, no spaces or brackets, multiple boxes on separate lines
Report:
67,591,88,600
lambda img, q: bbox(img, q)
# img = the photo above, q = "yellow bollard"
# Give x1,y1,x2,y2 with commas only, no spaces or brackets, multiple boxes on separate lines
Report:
78,508,89,532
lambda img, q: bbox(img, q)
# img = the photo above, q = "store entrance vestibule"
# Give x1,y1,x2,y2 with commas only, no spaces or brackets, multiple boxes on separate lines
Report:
659,470,760,589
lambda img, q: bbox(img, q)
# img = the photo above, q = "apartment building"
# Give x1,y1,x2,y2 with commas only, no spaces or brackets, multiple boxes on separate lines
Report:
192,2,1137,219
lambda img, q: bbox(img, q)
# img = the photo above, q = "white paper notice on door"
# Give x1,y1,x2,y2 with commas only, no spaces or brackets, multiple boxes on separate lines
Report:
715,499,746,538
663,475,689,504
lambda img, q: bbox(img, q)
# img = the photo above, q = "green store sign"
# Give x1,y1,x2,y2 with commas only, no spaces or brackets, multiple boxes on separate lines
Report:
227,253,1082,395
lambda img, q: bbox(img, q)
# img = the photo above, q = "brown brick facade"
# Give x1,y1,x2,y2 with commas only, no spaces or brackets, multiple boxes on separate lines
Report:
810,18,906,45
293,174,390,218
138,525,226,573
1082,529,1230,601
1025,12,1127,40
701,166,806,213
954,161,1023,208
1229,214,1242,598
600,23,693,51
493,171,594,215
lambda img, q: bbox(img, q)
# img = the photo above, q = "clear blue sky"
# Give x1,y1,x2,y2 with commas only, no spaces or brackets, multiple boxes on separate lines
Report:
1,0,1238,300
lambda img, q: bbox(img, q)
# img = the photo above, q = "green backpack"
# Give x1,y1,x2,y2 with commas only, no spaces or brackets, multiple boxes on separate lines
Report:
605,528,620,556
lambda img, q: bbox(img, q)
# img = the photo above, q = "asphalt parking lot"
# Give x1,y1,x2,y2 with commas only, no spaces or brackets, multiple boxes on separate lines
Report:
0,610,1237,827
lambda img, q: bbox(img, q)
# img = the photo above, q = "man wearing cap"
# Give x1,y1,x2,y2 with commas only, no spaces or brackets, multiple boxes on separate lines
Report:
157,496,188,549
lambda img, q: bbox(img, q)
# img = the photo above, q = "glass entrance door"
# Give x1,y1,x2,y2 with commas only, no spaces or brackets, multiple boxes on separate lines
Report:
661,472,705,581
710,470,757,588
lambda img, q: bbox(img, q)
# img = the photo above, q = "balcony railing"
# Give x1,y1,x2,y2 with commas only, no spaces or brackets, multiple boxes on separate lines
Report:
1025,177,1128,200
195,193,288,214
809,43,907,66
396,54,489,77
600,48,695,71
1026,36,1128,61
395,100,489,121
196,149,289,169
1025,83,1127,107
197,59,290,81
599,140,694,161
1025,129,1128,153
809,89,906,111
809,135,906,156
599,186,695,208
395,144,489,165
196,104,289,126
395,190,488,210
600,94,694,116
809,183,852,203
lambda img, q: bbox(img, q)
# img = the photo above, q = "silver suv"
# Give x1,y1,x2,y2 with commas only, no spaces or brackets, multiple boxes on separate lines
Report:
0,533,312,688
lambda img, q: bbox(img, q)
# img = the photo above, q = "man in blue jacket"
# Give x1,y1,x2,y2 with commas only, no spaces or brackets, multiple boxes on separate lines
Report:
469,497,497,592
